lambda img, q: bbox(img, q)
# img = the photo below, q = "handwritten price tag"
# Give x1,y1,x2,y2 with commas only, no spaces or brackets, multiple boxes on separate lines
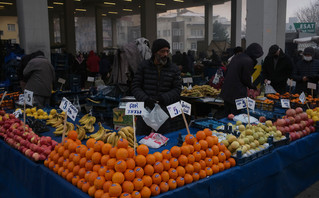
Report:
247,97,255,110
13,109,22,118
181,100,191,116
235,98,247,110
307,82,317,90
67,104,78,121
299,92,306,104
58,78,66,84
87,76,95,82
24,89,33,106
125,102,145,115
182,77,193,84
59,97,71,112
281,99,290,108
166,102,182,118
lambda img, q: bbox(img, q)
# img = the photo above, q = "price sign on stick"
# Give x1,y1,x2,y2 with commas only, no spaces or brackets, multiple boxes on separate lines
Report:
125,102,146,115
0,91,7,106
13,109,22,118
181,100,191,116
87,76,95,82
235,98,247,110
67,104,78,121
182,77,193,84
299,92,306,104
247,97,255,110
281,99,290,108
307,82,317,90
167,102,182,118
24,89,33,106
59,97,71,112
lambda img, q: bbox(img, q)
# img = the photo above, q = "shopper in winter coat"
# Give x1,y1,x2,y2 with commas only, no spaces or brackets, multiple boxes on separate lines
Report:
262,44,294,94
292,47,319,95
86,50,100,75
132,38,182,135
220,43,264,115
23,50,55,108
72,52,87,88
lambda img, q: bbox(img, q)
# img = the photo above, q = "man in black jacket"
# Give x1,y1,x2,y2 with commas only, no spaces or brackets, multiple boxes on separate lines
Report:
132,39,182,135
220,43,263,115
262,44,293,94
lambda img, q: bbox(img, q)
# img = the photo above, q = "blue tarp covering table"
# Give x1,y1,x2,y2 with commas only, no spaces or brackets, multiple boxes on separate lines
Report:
1,129,319,198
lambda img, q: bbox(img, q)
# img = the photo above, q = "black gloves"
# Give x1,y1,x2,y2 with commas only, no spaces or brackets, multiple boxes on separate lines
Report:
145,98,157,110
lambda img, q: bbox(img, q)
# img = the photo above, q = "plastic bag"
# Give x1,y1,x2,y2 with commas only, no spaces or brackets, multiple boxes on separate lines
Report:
265,84,277,94
142,104,169,131
139,132,169,148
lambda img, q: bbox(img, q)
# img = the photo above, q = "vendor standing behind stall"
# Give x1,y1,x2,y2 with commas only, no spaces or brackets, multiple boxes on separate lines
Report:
132,38,182,135
220,43,263,116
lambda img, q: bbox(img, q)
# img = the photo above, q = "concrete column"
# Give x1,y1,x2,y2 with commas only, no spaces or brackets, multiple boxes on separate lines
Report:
111,18,117,48
16,0,51,59
231,0,242,47
95,8,103,54
204,3,213,47
59,13,65,45
141,0,157,44
48,12,55,46
276,0,287,51
64,0,76,55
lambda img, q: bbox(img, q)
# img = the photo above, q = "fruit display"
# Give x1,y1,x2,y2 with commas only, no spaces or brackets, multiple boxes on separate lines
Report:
79,114,96,133
46,112,75,136
45,128,235,198
0,110,57,161
87,122,113,141
181,85,220,97
306,108,319,122
274,107,315,141
24,107,57,120
105,126,137,148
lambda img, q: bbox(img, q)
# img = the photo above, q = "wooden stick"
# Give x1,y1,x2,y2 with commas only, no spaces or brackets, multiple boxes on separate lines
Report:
289,80,292,94
181,108,190,134
246,98,250,125
0,91,7,106
61,113,67,145
311,89,314,98
133,115,136,156
23,99,26,133
306,101,311,109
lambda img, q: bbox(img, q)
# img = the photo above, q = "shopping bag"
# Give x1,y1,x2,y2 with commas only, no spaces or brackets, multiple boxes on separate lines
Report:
265,84,276,94
142,104,169,131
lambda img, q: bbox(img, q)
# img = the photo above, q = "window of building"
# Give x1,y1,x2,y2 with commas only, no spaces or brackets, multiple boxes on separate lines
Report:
7,24,15,31
179,29,183,36
163,30,171,37
11,39,16,44
157,30,161,37
179,42,183,50
173,29,179,36
173,42,178,50
191,42,197,50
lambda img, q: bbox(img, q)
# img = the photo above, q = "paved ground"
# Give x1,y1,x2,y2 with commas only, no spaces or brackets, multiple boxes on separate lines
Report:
295,181,319,198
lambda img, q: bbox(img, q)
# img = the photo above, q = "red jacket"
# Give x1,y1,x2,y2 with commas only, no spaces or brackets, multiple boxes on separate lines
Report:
86,51,100,73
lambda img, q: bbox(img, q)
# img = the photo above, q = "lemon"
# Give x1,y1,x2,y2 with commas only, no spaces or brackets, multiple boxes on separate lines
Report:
25,108,31,114
50,109,57,115
48,115,53,119
34,115,38,119
306,109,313,115
27,113,32,117
312,116,319,122
43,115,48,119
60,111,66,115
38,115,43,120
31,107,37,113
37,109,44,115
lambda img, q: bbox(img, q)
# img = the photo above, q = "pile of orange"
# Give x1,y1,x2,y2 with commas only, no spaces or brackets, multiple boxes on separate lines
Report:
44,128,236,198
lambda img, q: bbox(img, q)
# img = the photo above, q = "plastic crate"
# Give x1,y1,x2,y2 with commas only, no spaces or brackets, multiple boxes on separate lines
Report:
233,144,274,166
190,118,226,131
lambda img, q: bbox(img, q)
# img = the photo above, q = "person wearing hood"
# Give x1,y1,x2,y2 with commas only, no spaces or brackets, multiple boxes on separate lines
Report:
262,44,294,94
132,38,182,135
220,43,264,116
86,50,100,76
292,47,319,95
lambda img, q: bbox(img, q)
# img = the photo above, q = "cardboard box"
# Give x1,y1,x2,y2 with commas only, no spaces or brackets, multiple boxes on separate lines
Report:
113,108,133,126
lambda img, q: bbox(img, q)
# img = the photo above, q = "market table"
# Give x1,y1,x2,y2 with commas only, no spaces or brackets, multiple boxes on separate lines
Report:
1,126,319,198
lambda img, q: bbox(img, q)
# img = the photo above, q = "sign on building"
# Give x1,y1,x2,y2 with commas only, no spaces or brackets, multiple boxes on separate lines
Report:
294,23,316,33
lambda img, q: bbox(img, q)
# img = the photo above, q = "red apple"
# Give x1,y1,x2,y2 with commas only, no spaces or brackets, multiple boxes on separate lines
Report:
228,114,235,120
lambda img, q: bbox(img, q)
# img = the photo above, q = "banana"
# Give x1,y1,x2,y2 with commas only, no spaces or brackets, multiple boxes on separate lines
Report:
113,134,119,147
107,132,116,145
126,126,134,135
51,119,63,128
89,122,104,139
118,131,127,140
79,114,89,123
77,126,86,140
80,115,92,125
95,131,105,141
121,128,133,139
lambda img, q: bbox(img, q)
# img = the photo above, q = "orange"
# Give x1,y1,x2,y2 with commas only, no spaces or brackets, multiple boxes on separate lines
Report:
135,155,146,167
160,171,170,182
85,148,94,160
88,171,99,185
185,134,196,144
205,158,213,167
199,140,208,150
112,172,125,184
168,168,178,179
168,179,177,190
127,147,135,158
58,167,64,176
126,158,136,170
117,138,129,149
187,154,195,164
101,155,110,166
86,138,96,148
196,131,206,140
120,193,131,198
203,128,212,137
61,169,69,179
66,172,74,182
105,169,115,181
218,152,226,163
79,146,88,158
93,141,104,152
140,186,151,198
53,164,60,173
78,167,86,178
85,170,92,181
93,165,102,173
212,164,219,174
193,142,201,152
131,191,141,198
199,160,206,170
94,176,106,189
218,162,225,172
192,172,200,181
159,182,169,193
199,169,206,179
75,139,82,145
124,169,135,181
206,148,214,157
134,167,144,178
133,178,144,191
193,151,201,162
101,193,111,198
109,183,122,197
193,162,201,173
142,175,153,187
170,158,179,168
103,180,113,192
146,154,156,165
68,142,77,153
200,150,207,160
57,156,64,167
92,152,102,164
211,136,219,145
206,136,215,148
185,164,194,174
109,147,118,158
152,173,162,185
176,176,185,187
101,143,112,155
79,157,87,168
107,158,116,170
94,189,104,198
180,145,191,156
77,178,85,189
178,155,188,166
228,157,236,167
153,161,164,173
170,146,181,158
144,164,154,176
81,181,90,193
188,145,195,153
212,145,219,156
44,158,50,167
68,130,78,141
49,150,57,159
162,159,171,171
184,173,193,184
218,143,226,152
224,150,231,159
52,153,60,164
72,165,80,175
67,161,75,172
85,160,93,171
116,148,129,160
122,181,134,194
88,185,97,197
150,184,160,196
161,149,171,160
69,153,76,162
223,160,231,170
115,160,127,173
136,144,149,156
212,156,219,165
176,166,186,177
153,152,163,162
205,167,213,176
58,146,65,156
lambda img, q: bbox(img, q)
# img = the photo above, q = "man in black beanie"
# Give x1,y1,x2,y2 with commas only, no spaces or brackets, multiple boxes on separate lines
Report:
132,38,182,135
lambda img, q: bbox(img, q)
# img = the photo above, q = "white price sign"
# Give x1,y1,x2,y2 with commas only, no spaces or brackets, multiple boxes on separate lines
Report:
166,102,182,118
58,78,66,84
235,98,247,110
13,109,22,118
287,79,296,87
87,76,95,82
24,89,33,106
183,77,193,84
18,94,24,104
181,100,191,116
299,92,306,104
247,97,255,110
67,104,78,121
59,97,71,112
307,82,317,90
125,102,145,115
281,99,290,108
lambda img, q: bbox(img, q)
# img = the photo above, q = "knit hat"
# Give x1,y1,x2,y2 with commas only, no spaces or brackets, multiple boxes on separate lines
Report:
246,43,263,59
268,45,279,55
303,47,314,56
151,39,170,54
